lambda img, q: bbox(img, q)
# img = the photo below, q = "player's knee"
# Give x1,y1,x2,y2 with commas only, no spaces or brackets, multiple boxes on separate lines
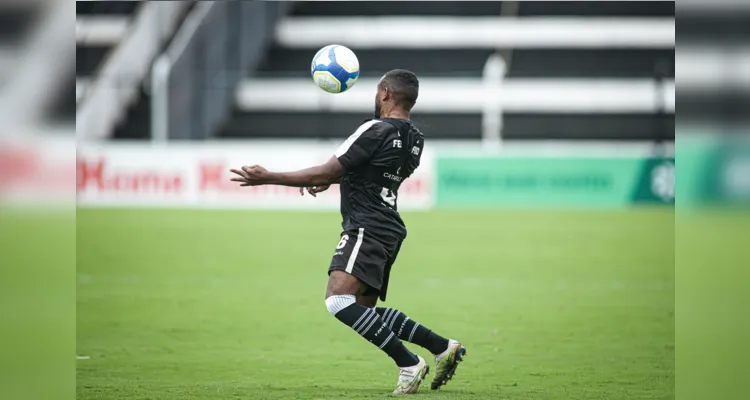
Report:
325,294,355,316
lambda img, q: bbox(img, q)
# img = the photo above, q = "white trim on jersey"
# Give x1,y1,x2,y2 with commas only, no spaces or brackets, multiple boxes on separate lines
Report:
335,120,381,158
345,228,366,274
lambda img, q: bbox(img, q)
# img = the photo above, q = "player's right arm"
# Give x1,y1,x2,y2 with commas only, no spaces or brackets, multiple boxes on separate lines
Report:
301,120,387,197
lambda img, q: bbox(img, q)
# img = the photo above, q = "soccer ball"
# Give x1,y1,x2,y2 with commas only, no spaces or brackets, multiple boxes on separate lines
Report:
310,44,360,94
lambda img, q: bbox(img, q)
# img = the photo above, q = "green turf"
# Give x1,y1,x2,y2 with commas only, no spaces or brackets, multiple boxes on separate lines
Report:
77,208,674,399
1,210,75,400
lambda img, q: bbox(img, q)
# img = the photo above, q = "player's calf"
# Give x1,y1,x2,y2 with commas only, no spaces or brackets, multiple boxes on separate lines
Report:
374,307,450,355
374,307,466,390
325,294,420,368
324,272,420,368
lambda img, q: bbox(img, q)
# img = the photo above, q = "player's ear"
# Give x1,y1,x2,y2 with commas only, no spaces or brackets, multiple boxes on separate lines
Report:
382,86,391,101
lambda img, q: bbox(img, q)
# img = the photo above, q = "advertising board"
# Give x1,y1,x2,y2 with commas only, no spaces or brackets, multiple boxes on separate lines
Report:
436,156,674,207
76,143,434,210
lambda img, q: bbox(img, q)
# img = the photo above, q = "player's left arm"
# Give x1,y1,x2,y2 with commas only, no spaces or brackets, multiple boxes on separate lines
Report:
230,156,344,188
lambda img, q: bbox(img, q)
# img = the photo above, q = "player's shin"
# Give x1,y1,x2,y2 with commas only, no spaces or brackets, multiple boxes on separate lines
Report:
325,295,419,367
375,307,450,355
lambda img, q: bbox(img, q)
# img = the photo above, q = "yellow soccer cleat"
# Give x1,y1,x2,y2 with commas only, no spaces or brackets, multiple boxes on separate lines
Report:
431,339,466,390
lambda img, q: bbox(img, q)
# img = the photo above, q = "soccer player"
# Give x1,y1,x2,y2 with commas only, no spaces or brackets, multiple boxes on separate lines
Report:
230,69,466,394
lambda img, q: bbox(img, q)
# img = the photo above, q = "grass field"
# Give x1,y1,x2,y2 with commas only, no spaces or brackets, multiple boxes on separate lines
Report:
77,208,674,399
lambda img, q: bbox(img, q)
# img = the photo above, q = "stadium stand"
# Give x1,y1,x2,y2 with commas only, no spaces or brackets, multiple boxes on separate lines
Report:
73,1,679,143
0,0,40,85
75,1,192,140
677,8,750,125
0,0,71,128
71,1,142,125
220,1,675,142
75,1,139,81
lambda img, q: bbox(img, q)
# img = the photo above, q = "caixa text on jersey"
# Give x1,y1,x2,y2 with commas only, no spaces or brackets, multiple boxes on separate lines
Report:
383,172,404,182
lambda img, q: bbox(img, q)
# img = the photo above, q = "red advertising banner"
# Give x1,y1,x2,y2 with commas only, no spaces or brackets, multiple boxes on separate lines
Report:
76,143,434,210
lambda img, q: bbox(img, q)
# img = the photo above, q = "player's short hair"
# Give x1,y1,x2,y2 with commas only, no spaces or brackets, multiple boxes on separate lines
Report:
380,69,419,111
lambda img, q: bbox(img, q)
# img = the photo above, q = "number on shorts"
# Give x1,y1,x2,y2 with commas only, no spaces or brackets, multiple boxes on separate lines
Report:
337,234,350,249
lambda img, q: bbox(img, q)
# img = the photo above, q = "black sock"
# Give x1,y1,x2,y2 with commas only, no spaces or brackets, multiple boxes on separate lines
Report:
375,307,450,355
331,300,419,367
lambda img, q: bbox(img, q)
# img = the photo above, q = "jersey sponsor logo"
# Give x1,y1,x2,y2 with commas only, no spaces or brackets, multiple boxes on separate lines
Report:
411,146,420,156
383,172,403,182
392,139,402,148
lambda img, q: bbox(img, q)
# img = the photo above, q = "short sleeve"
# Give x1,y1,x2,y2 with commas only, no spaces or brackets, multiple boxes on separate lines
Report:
335,120,388,170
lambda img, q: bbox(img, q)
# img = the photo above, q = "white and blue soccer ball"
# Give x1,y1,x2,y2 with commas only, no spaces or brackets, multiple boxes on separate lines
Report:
310,44,360,94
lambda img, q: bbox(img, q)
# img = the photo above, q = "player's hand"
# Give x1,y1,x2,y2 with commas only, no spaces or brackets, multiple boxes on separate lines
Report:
299,185,330,197
230,165,270,186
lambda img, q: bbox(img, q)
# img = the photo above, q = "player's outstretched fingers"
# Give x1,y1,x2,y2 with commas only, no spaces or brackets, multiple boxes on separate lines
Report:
300,187,305,196
307,187,317,197
241,165,259,175
230,168,248,178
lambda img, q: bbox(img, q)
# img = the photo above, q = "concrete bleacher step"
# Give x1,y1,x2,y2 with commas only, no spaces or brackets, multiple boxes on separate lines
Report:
274,16,673,49
75,1,194,136
258,46,673,79
236,77,674,114
0,2,40,86
75,0,140,75
290,1,674,17
74,0,142,115
218,111,674,142
217,0,674,142
292,1,503,16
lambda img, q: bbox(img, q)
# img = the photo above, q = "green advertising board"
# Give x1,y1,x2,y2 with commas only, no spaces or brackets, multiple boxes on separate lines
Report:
436,156,674,208
679,136,750,207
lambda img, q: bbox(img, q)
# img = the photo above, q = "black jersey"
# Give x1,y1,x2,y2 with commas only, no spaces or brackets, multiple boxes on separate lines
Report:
334,118,425,243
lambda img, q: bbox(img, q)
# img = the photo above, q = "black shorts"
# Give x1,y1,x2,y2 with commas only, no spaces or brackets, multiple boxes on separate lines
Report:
328,228,402,301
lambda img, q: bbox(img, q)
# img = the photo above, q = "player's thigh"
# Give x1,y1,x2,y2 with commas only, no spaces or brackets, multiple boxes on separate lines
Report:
327,229,394,301
326,230,368,298
326,270,365,298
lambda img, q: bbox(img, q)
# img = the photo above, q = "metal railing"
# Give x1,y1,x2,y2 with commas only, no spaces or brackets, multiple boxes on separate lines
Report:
76,1,188,141
481,53,507,151
151,1,291,142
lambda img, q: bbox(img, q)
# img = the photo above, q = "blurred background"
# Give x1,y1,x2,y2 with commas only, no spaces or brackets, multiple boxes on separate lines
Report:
6,1,750,399
73,0,678,209
44,0,738,399
71,2,680,399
